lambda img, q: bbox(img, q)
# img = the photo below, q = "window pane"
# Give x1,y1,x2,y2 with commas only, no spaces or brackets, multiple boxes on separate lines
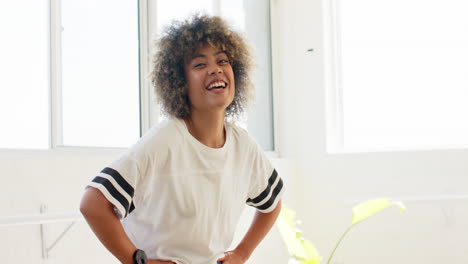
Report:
62,0,140,148
339,0,468,149
0,1,49,149
156,0,213,34
220,0,245,31
236,0,274,151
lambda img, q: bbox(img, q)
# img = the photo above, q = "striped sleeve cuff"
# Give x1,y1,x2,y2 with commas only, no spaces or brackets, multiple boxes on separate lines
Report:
246,169,284,213
87,167,135,219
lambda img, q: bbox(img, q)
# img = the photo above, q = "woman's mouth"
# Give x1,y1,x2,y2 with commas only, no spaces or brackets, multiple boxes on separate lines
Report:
207,81,227,90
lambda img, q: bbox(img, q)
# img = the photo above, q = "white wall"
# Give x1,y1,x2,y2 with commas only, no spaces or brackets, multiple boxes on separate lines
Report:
272,0,468,263
0,149,119,263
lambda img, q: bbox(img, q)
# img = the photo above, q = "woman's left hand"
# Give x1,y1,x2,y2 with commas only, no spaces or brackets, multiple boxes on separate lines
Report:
216,250,248,264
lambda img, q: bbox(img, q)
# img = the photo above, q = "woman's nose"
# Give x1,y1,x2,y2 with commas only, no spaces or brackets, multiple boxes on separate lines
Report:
208,64,223,75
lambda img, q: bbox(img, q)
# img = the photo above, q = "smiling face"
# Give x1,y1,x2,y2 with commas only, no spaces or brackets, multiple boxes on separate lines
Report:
183,43,235,116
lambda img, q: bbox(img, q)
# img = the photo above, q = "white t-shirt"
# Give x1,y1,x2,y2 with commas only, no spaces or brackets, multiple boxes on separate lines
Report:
88,118,284,264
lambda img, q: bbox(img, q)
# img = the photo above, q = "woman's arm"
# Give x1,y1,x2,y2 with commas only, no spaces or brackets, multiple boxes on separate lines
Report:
217,200,282,264
80,187,137,264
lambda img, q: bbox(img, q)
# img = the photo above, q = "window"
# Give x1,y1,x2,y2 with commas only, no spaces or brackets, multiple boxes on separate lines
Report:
334,0,468,150
61,0,140,148
0,1,49,149
0,0,140,149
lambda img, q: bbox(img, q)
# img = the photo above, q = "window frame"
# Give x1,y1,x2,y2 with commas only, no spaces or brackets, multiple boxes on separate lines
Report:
50,0,144,151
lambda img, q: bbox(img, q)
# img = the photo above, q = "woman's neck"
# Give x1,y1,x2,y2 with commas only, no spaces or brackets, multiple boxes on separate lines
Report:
183,111,226,148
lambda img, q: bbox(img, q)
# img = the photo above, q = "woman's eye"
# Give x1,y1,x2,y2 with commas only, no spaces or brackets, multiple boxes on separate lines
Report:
219,59,229,64
194,63,205,68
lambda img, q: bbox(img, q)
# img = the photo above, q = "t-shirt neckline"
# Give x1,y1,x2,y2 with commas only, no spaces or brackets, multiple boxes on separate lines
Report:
175,117,231,153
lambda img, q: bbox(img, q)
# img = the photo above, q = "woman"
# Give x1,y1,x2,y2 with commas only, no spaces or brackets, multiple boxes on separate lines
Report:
80,15,284,264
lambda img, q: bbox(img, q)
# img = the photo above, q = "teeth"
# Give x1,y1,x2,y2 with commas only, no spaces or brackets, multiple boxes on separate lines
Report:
208,81,226,89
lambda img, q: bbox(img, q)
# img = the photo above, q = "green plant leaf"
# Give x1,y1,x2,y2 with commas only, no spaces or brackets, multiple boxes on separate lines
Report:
301,239,322,264
351,198,406,226
276,208,308,259
281,207,297,228
301,259,322,264
277,207,322,262
327,198,406,264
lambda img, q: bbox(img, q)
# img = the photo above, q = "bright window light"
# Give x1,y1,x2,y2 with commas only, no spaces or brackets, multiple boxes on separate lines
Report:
156,0,213,34
61,0,140,148
0,1,49,149
339,0,468,150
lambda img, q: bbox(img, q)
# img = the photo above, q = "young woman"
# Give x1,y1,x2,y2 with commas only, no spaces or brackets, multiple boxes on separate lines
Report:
80,15,284,264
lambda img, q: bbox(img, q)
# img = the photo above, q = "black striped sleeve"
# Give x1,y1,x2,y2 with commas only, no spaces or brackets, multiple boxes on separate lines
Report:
246,169,284,212
89,167,136,218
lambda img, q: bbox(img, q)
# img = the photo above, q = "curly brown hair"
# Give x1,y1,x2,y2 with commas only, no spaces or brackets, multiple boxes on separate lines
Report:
150,14,254,119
